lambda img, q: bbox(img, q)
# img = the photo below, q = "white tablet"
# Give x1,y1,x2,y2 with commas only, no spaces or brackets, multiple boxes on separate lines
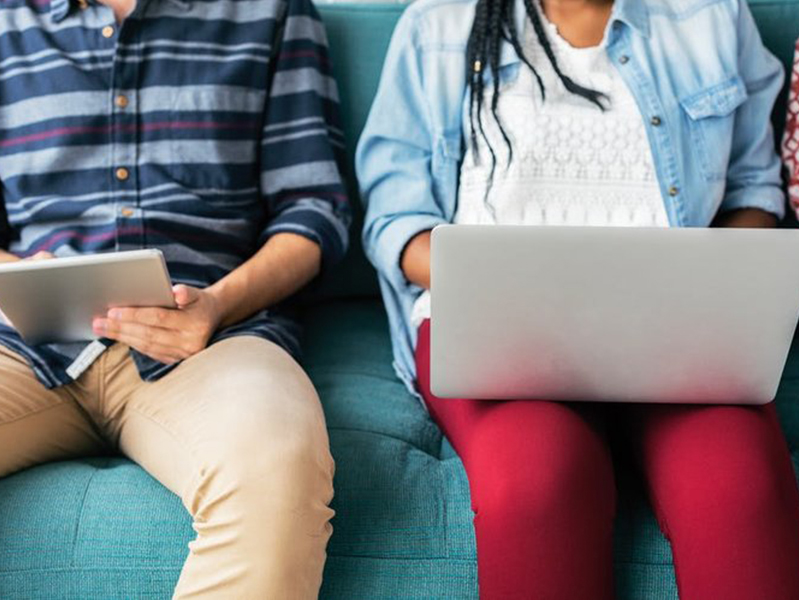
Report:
0,249,175,345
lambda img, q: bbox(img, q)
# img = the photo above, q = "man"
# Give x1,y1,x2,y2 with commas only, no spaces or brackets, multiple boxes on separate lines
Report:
0,0,350,597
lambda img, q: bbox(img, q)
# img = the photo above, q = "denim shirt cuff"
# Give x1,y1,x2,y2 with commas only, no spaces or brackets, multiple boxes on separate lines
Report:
719,186,786,220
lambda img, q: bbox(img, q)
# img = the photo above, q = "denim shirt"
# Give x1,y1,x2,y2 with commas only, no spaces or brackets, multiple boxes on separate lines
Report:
356,0,786,393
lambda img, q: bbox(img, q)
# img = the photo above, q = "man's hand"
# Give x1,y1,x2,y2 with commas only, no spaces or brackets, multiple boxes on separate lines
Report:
93,232,321,364
25,251,56,261
0,250,55,263
93,285,223,365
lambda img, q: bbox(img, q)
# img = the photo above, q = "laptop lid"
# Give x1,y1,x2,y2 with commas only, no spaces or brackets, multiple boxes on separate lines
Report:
430,225,799,404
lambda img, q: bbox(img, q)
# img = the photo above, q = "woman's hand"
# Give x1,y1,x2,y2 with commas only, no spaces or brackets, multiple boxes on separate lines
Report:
93,285,223,365
713,208,778,228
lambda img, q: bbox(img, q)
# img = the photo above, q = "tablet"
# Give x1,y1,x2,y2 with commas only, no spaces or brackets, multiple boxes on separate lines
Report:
0,249,175,345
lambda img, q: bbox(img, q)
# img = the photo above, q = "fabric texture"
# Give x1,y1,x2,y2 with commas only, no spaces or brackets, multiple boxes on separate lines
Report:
0,0,350,388
2,2,799,599
3,299,799,598
0,338,335,599
415,319,799,600
784,38,799,214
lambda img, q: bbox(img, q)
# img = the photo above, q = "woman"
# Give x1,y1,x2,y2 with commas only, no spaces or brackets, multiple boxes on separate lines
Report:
357,0,799,598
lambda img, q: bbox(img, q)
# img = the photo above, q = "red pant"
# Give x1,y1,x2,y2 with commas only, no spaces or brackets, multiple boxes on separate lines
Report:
416,320,799,600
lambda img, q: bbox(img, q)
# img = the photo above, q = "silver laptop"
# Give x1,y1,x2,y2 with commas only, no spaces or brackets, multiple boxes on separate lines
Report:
430,225,799,404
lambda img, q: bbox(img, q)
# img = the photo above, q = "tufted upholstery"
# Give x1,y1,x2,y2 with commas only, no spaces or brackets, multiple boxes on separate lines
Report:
1,2,798,597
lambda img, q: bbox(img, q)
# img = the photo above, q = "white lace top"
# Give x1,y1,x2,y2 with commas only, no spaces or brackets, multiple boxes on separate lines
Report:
411,12,669,327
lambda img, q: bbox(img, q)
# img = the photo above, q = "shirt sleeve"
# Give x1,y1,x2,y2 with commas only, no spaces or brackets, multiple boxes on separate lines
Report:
0,190,10,250
259,0,351,268
356,8,448,293
719,0,786,219
782,39,799,216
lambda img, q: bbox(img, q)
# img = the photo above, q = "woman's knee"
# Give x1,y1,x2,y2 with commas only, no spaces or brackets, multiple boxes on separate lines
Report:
644,406,797,527
467,403,615,528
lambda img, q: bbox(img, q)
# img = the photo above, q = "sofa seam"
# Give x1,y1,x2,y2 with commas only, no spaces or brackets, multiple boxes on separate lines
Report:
0,558,679,575
70,458,111,568
326,425,443,458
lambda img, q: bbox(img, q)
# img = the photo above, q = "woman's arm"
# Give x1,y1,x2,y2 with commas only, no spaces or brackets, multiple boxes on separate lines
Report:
716,1,786,221
356,8,446,291
401,230,432,289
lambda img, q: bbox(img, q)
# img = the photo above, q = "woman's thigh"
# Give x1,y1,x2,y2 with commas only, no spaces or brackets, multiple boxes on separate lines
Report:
621,402,799,600
415,319,617,599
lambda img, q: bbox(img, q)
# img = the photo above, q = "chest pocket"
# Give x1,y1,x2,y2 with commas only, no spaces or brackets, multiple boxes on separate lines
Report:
680,76,748,181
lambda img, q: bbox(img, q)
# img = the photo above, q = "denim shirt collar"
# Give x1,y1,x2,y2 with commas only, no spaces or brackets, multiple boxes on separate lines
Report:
50,0,191,23
499,0,650,67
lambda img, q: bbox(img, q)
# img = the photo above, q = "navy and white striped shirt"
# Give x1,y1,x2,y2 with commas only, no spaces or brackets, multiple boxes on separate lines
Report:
0,0,350,387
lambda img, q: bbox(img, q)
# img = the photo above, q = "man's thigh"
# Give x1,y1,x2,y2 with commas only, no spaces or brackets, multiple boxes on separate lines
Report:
0,344,105,477
106,336,332,501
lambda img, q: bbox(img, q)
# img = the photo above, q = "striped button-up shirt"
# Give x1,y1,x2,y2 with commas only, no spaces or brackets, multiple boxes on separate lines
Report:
0,0,350,387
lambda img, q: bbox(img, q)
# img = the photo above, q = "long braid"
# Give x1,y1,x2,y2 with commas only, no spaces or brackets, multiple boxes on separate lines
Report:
485,0,507,195
466,0,490,161
503,0,545,102
465,0,609,200
522,0,609,110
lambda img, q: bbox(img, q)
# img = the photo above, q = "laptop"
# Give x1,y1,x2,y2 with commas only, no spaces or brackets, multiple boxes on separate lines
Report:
430,225,799,404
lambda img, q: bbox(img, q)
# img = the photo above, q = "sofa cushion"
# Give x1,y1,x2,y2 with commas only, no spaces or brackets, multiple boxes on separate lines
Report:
0,458,189,598
2,298,798,598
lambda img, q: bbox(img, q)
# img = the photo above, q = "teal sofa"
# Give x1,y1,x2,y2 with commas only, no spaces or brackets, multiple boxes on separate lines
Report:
1,2,799,598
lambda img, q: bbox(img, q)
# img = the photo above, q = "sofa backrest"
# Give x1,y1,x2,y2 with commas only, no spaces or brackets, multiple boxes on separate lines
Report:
313,0,799,301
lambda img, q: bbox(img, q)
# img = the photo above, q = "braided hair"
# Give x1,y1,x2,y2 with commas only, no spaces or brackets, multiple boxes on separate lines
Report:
466,0,609,193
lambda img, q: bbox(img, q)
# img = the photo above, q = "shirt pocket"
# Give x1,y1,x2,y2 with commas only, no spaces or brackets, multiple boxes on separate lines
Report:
680,76,748,181
431,132,462,217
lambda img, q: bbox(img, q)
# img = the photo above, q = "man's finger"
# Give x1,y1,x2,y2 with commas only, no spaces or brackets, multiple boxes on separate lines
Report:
173,284,200,308
25,251,55,261
93,321,185,364
94,318,177,347
107,306,178,328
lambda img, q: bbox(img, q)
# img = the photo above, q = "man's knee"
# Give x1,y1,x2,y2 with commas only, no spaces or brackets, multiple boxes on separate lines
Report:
188,358,334,518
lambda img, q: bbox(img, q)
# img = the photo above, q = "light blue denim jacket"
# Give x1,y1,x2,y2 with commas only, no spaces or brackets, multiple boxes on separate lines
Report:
356,0,786,393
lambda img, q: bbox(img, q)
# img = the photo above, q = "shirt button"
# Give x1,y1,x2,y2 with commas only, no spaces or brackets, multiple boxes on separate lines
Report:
619,55,629,65
669,186,679,197
115,167,129,181
650,116,662,127
120,207,134,218
115,94,129,109
102,25,115,38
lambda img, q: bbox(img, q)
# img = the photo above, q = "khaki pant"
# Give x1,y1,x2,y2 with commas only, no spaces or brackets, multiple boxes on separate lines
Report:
0,337,335,599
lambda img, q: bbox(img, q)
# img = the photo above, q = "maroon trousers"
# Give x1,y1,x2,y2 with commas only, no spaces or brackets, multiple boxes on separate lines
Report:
415,319,799,600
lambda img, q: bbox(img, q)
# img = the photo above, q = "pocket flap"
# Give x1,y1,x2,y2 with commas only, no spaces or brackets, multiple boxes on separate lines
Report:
681,76,748,120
